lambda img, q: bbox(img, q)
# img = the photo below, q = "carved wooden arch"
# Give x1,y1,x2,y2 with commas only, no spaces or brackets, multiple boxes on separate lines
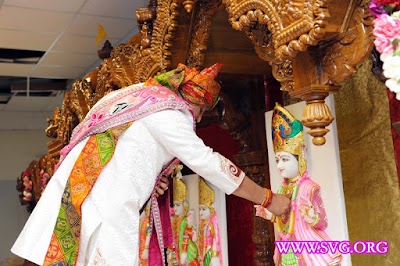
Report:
211,0,374,145
223,0,330,62
90,0,182,93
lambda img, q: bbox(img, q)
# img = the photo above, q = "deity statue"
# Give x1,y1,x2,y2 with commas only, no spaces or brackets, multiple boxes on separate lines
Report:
170,177,190,265
139,202,151,266
255,104,342,265
198,178,222,266
182,209,200,266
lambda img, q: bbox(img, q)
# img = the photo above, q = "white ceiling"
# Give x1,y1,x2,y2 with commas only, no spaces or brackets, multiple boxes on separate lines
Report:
0,0,147,125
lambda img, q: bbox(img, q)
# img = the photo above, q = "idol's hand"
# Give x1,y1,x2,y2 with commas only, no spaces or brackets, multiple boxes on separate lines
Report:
192,228,198,242
180,252,187,265
254,205,273,220
300,196,317,224
267,193,291,216
155,176,170,197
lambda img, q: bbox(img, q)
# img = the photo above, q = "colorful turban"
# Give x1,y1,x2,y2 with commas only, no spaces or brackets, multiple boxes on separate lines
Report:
145,63,223,108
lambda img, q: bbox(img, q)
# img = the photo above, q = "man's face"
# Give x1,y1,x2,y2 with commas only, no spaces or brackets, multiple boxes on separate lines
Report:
190,105,206,123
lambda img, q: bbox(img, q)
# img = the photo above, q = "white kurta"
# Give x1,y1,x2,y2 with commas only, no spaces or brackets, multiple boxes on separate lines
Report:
11,109,245,265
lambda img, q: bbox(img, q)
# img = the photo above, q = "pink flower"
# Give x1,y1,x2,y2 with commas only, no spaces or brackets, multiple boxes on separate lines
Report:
23,179,32,191
373,14,400,54
40,172,51,190
369,0,387,18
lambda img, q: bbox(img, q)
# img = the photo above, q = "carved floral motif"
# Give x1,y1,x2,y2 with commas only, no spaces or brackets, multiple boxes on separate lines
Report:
187,0,222,69
222,0,331,62
322,0,374,84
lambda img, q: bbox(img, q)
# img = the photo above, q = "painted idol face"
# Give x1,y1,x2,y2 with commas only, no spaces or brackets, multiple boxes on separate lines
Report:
275,151,299,179
173,201,185,216
199,205,211,220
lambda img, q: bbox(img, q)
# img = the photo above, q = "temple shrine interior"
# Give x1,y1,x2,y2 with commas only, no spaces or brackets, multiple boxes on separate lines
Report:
0,0,399,265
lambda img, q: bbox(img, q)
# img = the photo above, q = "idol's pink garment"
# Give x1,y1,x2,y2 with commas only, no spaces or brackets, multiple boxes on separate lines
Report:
274,172,342,265
198,212,223,265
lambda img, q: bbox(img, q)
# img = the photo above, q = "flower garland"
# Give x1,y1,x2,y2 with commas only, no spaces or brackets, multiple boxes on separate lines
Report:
17,170,33,203
370,0,400,99
39,169,51,192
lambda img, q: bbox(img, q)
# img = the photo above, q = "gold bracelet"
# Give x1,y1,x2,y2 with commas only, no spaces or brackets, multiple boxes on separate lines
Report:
261,188,273,208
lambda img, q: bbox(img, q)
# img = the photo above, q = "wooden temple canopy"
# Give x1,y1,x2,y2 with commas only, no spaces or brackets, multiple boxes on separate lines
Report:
17,0,374,264
221,0,374,145
45,0,373,150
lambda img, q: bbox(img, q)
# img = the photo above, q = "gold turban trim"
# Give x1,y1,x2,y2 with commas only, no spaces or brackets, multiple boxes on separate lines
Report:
173,178,187,203
199,178,215,210
272,103,307,175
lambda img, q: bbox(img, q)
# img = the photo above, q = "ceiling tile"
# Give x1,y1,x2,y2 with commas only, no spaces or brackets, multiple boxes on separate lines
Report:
0,110,54,130
40,51,99,69
4,0,86,12
80,0,147,19
4,91,64,112
0,1,147,129
67,14,135,39
51,34,120,54
5,93,63,112
6,96,52,111
0,63,34,77
0,29,57,51
31,65,86,79
0,6,73,33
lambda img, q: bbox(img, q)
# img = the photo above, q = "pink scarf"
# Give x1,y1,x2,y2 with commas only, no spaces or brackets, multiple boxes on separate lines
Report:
56,83,192,170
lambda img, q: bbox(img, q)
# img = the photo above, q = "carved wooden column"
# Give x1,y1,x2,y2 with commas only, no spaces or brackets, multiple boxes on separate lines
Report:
288,50,340,145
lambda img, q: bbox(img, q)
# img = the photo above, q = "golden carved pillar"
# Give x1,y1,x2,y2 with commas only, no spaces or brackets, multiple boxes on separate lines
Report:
223,0,374,145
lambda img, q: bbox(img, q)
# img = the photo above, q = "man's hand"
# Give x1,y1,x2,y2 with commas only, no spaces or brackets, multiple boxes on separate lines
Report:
155,176,170,197
267,193,291,216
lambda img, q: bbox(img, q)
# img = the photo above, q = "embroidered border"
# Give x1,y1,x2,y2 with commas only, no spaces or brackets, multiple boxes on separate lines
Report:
217,154,245,184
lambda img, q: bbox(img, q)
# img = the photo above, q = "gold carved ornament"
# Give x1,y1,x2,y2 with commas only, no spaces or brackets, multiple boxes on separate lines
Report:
186,0,223,69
